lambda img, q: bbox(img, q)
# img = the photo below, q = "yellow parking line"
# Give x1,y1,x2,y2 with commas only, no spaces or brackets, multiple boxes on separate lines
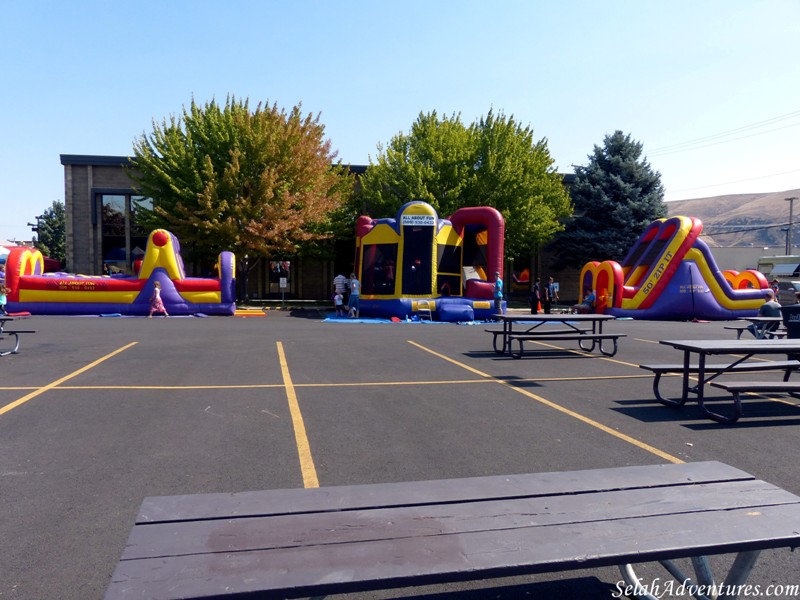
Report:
4,375,650,393
276,341,319,489
47,384,287,390
408,341,684,464
0,342,139,417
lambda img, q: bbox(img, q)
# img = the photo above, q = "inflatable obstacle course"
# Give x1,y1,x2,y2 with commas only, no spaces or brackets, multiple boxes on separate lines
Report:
4,230,236,316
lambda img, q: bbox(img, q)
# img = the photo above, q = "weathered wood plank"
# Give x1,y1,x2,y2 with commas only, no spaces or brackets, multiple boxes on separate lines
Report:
640,360,800,374
136,461,751,524
106,503,800,600
121,480,795,561
711,381,800,393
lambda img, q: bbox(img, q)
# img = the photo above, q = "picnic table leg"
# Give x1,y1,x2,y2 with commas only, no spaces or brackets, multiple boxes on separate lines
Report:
685,349,696,401
717,550,761,599
0,332,21,357
701,391,744,424
577,336,597,353
619,561,714,600
694,352,745,425
511,336,525,359
620,550,761,600
577,318,600,353
692,352,739,424
690,555,715,588
651,349,694,407
492,332,505,354
651,370,688,407
597,337,619,357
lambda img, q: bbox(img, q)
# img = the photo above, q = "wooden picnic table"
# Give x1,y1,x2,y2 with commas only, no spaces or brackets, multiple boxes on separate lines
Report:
488,313,623,357
740,316,784,339
653,338,800,423
104,461,800,600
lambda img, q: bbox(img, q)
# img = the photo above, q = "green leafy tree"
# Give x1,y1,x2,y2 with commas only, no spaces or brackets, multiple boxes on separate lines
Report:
550,130,667,268
33,200,66,264
128,97,354,268
472,110,572,260
358,109,572,261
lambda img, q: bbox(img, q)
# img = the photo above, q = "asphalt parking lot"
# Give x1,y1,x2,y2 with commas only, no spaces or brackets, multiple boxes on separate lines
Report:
3,310,800,599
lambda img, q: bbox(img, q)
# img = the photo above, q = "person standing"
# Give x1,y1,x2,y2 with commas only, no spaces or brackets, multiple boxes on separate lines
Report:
348,272,360,318
148,281,169,318
0,284,9,315
493,271,504,317
543,276,558,314
529,277,541,315
333,289,344,317
334,272,349,309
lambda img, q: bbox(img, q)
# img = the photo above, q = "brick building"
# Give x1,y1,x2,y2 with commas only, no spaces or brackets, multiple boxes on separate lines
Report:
61,154,579,303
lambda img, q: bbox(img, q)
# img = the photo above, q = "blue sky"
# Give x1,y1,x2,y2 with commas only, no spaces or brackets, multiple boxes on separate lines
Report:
2,0,799,242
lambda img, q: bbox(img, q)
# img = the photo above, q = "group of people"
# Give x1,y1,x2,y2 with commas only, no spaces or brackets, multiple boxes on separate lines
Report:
332,273,361,318
528,276,560,315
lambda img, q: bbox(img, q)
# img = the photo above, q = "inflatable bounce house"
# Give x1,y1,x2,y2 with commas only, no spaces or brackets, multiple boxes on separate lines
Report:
3,229,236,316
354,201,505,321
578,216,769,320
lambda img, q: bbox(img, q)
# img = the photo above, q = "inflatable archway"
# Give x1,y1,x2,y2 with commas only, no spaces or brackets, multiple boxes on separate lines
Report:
578,216,769,320
354,201,505,321
4,229,236,316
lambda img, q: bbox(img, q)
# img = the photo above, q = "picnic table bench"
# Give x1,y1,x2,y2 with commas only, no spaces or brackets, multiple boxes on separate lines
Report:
724,317,786,340
710,380,800,417
488,313,625,357
0,315,35,357
104,461,800,600
648,339,800,423
506,331,625,358
639,360,800,405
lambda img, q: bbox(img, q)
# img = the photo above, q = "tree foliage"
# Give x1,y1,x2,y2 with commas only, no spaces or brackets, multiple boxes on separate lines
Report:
34,200,66,263
128,97,354,265
357,110,572,261
550,130,667,268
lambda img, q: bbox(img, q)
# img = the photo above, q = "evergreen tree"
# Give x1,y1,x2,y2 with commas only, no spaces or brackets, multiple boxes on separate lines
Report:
33,200,66,263
551,131,667,268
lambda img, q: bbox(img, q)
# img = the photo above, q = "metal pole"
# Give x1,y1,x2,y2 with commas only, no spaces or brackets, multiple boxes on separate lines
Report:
787,197,798,255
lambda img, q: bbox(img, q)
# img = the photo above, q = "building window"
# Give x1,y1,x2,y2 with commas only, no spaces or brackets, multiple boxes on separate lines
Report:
98,193,152,273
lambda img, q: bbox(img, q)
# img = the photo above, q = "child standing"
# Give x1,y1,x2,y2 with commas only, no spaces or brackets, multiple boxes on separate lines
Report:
148,281,169,318
334,290,344,317
0,284,8,315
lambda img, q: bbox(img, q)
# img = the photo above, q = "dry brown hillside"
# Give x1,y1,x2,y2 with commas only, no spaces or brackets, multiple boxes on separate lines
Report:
667,188,800,247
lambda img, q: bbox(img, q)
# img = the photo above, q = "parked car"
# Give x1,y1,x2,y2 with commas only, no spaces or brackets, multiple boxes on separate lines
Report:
775,280,800,305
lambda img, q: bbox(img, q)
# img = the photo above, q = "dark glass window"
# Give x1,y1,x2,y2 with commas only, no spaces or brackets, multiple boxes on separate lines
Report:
436,273,462,297
101,195,126,271
402,225,433,295
437,244,462,274
102,195,126,237
99,193,153,274
361,244,398,296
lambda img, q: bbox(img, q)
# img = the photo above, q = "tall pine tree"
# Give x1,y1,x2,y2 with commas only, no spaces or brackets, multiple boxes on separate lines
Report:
551,131,666,268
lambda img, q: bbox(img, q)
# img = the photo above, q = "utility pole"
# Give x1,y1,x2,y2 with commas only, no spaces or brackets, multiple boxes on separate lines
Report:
787,197,798,255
